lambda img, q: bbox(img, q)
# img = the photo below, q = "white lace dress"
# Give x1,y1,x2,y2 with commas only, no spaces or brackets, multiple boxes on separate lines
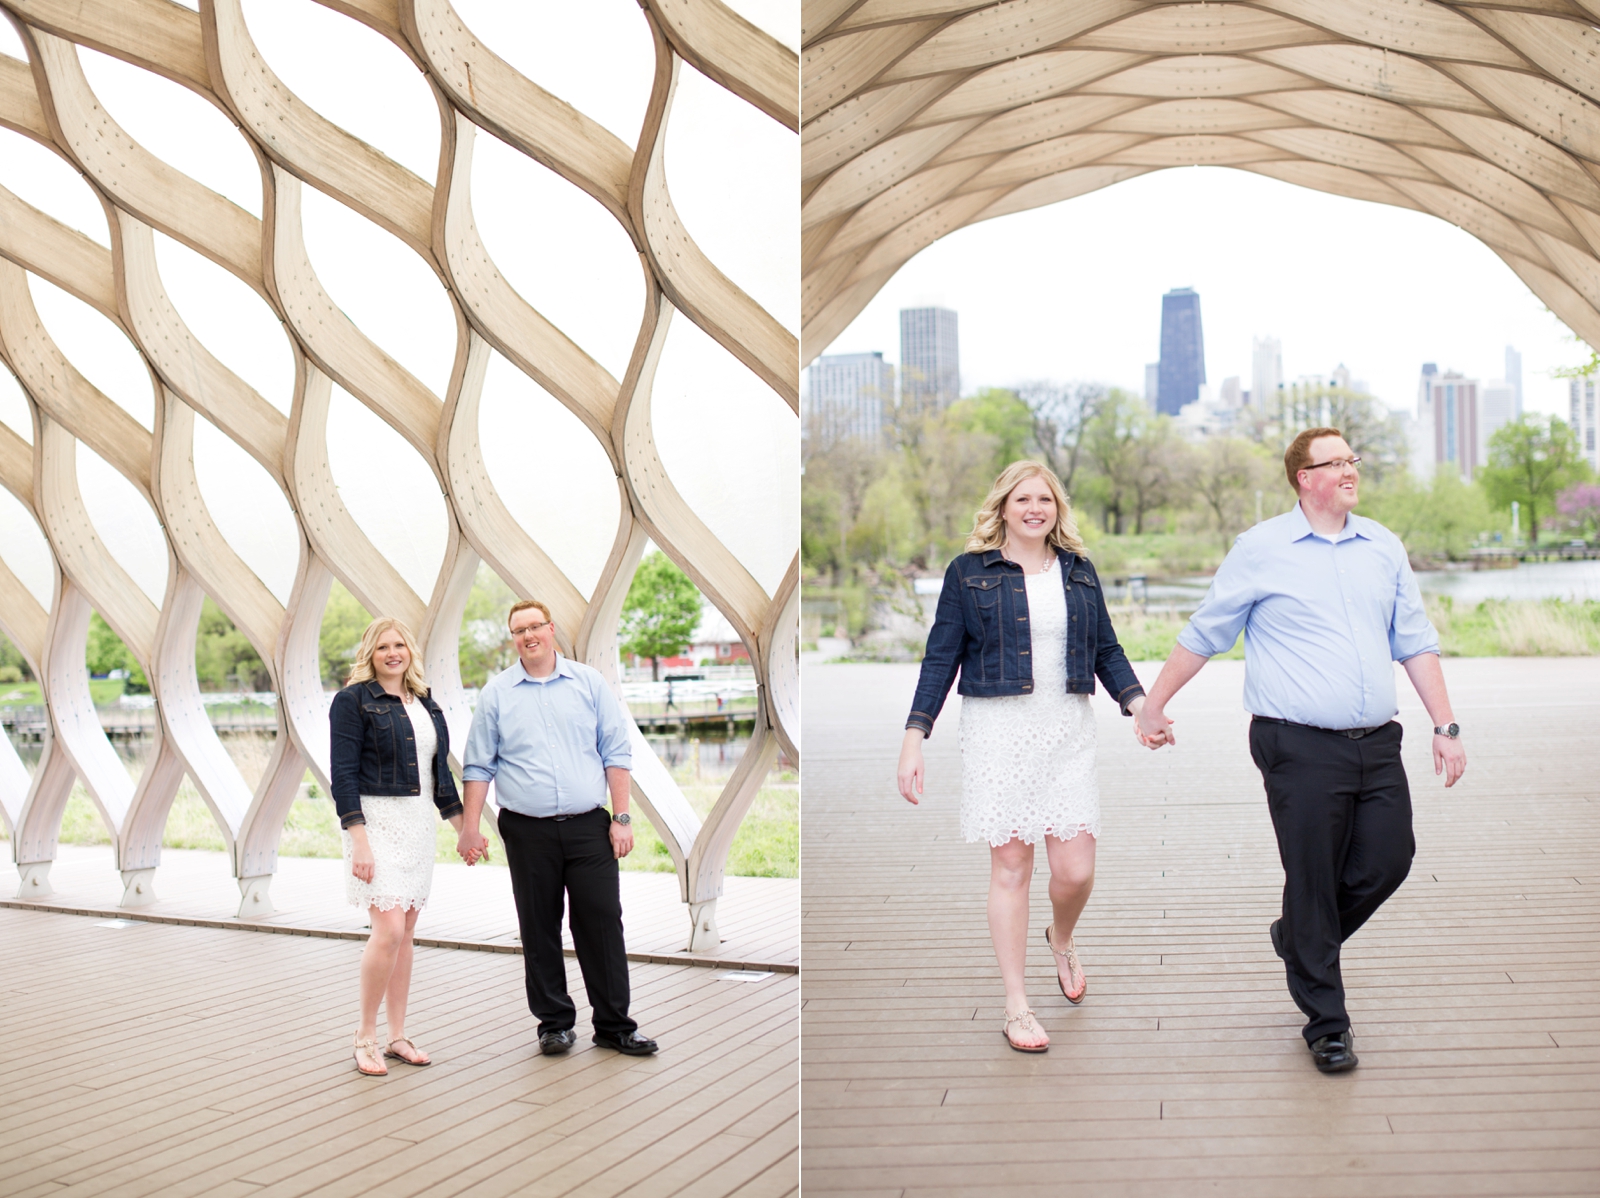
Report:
959,569,1100,846
342,699,439,912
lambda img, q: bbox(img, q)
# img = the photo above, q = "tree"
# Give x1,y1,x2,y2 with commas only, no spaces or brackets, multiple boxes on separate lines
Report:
1079,390,1178,534
620,551,703,680
1357,470,1494,561
319,581,374,687
1188,437,1280,545
458,564,519,687
194,598,271,691
894,407,1000,566
1017,380,1105,493
1253,382,1408,482
946,387,1034,476
86,613,148,693
1556,482,1600,538
1478,416,1590,544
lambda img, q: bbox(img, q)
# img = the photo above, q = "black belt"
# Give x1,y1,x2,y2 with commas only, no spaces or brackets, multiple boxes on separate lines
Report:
1252,715,1389,740
515,806,603,822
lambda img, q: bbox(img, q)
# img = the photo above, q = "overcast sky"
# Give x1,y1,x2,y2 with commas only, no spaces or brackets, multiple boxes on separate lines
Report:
0,0,798,621
818,167,1587,421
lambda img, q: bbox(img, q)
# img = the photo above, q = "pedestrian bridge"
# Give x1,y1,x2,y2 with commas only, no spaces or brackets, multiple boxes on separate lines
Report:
801,655,1599,1196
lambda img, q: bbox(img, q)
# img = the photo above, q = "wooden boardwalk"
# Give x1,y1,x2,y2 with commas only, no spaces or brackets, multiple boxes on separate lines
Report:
0,904,797,1197
801,657,1600,1197
0,850,797,972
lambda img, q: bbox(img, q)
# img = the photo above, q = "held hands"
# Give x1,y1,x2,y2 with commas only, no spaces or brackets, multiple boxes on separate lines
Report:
1433,733,1466,788
455,821,490,866
1131,695,1175,750
896,729,925,804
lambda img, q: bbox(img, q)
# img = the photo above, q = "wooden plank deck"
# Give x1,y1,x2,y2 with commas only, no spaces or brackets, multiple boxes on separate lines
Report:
0,850,797,972
801,657,1600,1197
0,904,797,1197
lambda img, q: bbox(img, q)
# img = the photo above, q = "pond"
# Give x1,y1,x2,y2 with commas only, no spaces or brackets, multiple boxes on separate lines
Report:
1411,560,1600,604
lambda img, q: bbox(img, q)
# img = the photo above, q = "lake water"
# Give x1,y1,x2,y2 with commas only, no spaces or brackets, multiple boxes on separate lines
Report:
1411,560,1600,604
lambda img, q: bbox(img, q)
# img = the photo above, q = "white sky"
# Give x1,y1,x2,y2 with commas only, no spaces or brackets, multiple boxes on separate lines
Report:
819,167,1589,420
0,0,797,625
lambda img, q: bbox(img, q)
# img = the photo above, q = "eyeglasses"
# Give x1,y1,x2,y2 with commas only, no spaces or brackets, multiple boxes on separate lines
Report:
1303,456,1361,474
511,620,551,639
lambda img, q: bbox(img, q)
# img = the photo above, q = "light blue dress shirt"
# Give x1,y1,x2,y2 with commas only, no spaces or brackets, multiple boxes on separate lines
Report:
461,655,633,817
1177,504,1441,730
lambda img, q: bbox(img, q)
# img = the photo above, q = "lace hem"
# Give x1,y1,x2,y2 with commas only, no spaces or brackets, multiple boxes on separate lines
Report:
966,819,1099,848
352,894,428,913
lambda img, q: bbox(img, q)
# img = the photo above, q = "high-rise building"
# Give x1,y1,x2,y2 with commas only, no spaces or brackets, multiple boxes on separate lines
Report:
1572,377,1598,473
1156,288,1204,416
805,352,894,446
1418,368,1481,479
1413,363,1438,478
1251,335,1282,411
898,307,960,414
1505,346,1523,416
1144,362,1160,410
1479,380,1517,465
1219,376,1241,407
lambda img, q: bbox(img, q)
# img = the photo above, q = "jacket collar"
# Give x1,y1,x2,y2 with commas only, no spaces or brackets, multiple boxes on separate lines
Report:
360,678,434,707
979,546,1077,570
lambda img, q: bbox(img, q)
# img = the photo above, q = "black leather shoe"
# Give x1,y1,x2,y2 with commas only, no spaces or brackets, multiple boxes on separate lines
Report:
1309,1031,1358,1073
1270,918,1286,961
593,1030,659,1056
538,1029,577,1056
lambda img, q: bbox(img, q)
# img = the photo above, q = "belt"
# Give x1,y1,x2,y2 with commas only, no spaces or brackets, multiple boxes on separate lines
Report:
1252,715,1389,739
512,806,604,822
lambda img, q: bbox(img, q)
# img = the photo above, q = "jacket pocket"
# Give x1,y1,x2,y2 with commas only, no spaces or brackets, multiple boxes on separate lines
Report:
964,576,1003,681
362,703,398,785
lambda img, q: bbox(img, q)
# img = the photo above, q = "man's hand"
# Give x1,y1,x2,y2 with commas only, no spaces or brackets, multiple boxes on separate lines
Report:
457,826,489,865
609,818,634,859
1433,734,1466,788
1133,697,1175,749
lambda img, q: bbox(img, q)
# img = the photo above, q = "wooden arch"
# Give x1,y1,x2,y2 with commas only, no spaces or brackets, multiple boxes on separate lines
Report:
0,0,798,952
802,0,1600,361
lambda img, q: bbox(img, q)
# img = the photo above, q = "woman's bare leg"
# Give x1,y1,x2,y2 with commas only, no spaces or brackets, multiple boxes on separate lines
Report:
359,905,406,1041
989,838,1046,1047
1044,831,1096,995
383,907,430,1062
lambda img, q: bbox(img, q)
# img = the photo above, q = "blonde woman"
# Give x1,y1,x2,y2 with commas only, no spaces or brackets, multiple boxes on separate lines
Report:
896,461,1150,1052
329,617,463,1075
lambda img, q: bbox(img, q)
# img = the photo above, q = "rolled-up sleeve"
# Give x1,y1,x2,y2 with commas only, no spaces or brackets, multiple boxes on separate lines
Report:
461,684,500,782
1178,538,1260,659
1389,551,1441,661
594,677,633,770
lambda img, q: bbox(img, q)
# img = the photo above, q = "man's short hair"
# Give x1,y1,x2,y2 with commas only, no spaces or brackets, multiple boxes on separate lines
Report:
1284,427,1345,491
507,599,552,627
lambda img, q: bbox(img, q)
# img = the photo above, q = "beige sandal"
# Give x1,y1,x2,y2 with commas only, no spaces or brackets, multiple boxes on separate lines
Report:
385,1036,431,1066
353,1036,387,1075
1002,1008,1048,1053
1045,924,1087,1004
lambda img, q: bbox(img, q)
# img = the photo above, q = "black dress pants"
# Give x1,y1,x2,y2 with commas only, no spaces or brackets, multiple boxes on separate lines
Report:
1249,718,1415,1043
496,806,637,1039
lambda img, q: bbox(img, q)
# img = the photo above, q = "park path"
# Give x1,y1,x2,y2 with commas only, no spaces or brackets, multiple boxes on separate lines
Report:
801,657,1600,1196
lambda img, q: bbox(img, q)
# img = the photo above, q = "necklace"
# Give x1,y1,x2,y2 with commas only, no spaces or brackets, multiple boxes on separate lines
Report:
1003,547,1055,575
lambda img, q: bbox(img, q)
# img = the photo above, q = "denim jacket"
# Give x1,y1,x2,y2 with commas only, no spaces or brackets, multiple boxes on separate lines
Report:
329,681,463,829
906,548,1145,737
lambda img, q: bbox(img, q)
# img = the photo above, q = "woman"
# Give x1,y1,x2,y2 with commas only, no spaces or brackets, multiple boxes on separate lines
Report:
896,461,1151,1052
329,617,464,1076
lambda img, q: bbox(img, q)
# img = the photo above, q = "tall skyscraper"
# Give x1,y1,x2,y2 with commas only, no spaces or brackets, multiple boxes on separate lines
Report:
1479,380,1517,464
1144,362,1160,411
898,307,960,414
1418,368,1482,480
805,352,894,446
1156,288,1204,416
1505,346,1523,416
1572,377,1598,473
1251,335,1282,411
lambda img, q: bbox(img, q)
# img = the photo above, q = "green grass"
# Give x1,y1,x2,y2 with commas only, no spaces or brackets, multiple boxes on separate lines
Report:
1427,596,1600,656
1110,612,1243,663
0,678,129,708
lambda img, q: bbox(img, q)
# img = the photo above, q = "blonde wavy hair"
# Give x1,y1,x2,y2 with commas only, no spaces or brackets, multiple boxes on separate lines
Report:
965,460,1087,556
346,617,430,697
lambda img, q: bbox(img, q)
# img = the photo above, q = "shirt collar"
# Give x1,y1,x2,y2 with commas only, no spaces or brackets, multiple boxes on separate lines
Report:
514,653,576,685
1288,502,1369,545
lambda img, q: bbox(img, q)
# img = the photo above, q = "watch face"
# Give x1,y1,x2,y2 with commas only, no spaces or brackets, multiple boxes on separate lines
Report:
613,812,631,825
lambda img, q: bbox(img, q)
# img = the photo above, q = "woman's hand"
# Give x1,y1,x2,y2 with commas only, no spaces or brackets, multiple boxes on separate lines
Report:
897,729,925,804
349,826,375,883
1132,696,1174,749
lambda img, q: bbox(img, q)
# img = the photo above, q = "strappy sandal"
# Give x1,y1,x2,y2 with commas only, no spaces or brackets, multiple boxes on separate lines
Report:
1045,924,1087,1004
353,1036,387,1076
385,1036,431,1066
1002,1009,1048,1053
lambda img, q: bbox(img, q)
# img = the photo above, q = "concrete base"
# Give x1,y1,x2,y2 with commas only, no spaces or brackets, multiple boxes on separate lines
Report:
237,875,274,919
120,868,158,908
686,898,721,953
15,861,52,899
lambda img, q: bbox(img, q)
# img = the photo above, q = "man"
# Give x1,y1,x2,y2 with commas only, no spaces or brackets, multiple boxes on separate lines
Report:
1136,428,1465,1074
458,600,658,1056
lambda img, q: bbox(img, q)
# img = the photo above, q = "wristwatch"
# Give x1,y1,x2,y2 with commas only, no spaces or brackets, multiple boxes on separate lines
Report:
612,812,631,825
1433,723,1459,738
